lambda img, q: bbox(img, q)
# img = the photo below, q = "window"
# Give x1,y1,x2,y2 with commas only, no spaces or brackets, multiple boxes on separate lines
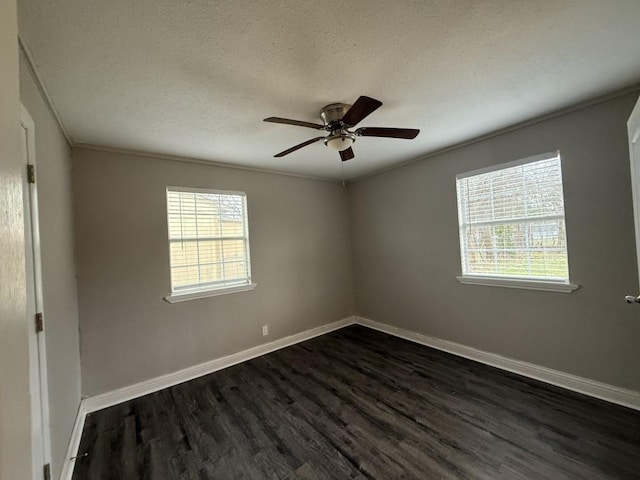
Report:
164,187,254,302
455,152,577,292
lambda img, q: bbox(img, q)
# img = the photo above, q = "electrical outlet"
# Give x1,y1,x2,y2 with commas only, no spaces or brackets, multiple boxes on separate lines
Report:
262,325,269,336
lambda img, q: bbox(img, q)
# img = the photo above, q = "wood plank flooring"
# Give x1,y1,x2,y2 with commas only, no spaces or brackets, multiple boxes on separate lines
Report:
72,325,640,479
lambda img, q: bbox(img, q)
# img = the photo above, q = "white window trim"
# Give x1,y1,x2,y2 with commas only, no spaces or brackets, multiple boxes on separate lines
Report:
165,282,257,303
164,186,255,303
456,151,579,293
166,185,248,196
456,275,579,293
456,151,561,180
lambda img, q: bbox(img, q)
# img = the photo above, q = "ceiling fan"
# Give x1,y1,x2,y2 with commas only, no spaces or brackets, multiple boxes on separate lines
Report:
264,96,420,161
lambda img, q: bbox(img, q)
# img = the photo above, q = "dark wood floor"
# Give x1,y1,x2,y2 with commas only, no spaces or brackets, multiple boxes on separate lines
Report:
72,325,640,479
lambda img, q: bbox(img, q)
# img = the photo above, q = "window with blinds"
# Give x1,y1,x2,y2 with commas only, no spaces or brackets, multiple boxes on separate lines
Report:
166,187,251,294
456,152,570,282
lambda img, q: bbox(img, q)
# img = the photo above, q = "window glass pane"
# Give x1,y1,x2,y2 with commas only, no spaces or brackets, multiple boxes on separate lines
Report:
199,263,224,285
222,261,248,280
196,239,223,265
170,240,199,267
456,153,570,282
171,265,201,289
166,188,251,293
195,213,220,238
222,239,246,262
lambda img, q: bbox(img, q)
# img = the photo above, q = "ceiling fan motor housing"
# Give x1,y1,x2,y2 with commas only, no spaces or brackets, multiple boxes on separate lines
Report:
320,103,356,151
320,103,351,127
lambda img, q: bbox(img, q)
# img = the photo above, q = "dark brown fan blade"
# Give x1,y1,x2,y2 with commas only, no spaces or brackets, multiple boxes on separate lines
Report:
274,137,325,157
339,147,355,162
341,96,383,127
356,127,420,139
264,117,325,130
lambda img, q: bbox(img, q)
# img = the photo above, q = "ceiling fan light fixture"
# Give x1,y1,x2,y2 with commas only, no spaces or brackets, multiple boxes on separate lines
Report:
324,134,355,151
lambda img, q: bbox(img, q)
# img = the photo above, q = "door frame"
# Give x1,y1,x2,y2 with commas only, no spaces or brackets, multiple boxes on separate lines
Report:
21,104,52,479
628,96,640,289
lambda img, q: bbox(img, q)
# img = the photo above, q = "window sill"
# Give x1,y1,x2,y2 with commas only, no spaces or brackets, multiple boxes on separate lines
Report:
456,276,579,293
164,283,257,303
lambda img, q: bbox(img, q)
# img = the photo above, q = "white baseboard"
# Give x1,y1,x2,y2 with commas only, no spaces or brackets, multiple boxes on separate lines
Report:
61,314,640,479
82,316,357,414
355,316,640,411
60,316,356,479
58,401,89,480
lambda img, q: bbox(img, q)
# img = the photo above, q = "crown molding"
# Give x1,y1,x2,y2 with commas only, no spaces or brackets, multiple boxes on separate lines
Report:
17,34,639,185
18,35,73,146
349,83,640,184
73,143,342,184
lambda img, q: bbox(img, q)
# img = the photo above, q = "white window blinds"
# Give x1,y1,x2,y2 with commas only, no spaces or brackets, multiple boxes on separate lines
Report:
166,187,251,293
456,152,570,282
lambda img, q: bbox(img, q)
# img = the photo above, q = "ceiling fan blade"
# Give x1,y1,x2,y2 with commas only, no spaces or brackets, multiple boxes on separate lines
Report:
264,117,325,130
274,137,325,157
341,96,383,127
356,127,420,139
339,147,355,162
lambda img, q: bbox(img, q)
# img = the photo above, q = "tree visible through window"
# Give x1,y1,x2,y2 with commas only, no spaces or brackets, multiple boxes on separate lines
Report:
456,152,570,282
166,187,251,294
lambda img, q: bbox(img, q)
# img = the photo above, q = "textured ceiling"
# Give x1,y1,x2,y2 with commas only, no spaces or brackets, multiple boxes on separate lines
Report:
18,0,640,181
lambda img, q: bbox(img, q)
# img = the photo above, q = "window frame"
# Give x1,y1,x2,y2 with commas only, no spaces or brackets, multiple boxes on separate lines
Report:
455,151,578,293
164,186,256,303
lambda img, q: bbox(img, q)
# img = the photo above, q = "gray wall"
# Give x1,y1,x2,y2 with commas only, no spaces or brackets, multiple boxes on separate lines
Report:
349,92,640,392
0,0,33,478
73,148,354,396
20,51,81,480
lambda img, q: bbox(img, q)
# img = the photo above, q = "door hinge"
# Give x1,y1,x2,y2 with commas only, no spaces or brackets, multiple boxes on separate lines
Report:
27,164,36,184
43,463,51,480
35,312,44,333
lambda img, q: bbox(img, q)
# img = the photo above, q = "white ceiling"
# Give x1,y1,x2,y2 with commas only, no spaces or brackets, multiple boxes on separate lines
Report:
18,0,640,181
